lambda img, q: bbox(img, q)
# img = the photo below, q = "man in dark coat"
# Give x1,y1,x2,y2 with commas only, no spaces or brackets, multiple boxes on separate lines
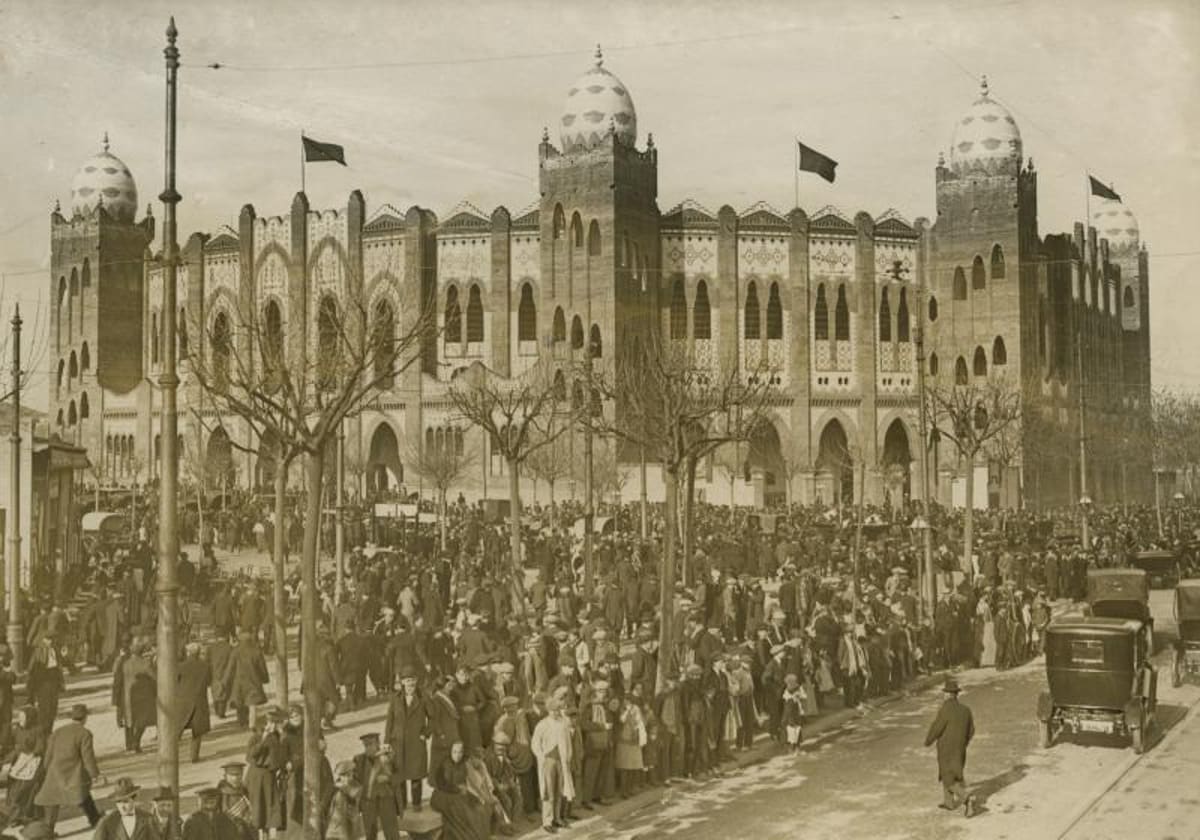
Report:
183,786,243,840
177,641,212,762
208,632,234,719
219,632,269,728
92,778,158,840
34,703,105,832
384,667,429,811
924,677,977,817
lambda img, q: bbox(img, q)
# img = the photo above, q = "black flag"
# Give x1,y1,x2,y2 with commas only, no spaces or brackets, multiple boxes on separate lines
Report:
303,135,347,166
1088,176,1120,202
797,140,838,183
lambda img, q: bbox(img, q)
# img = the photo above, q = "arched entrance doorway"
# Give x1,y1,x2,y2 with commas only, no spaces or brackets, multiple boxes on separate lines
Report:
748,420,788,506
367,423,403,497
206,427,235,487
881,419,913,509
816,419,853,506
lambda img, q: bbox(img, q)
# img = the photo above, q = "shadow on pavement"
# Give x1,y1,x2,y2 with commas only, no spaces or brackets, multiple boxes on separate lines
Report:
969,762,1030,816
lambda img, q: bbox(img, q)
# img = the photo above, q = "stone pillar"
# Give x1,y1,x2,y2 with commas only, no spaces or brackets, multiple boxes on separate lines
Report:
288,192,310,372
787,209,812,476
490,207,512,376
716,206,739,368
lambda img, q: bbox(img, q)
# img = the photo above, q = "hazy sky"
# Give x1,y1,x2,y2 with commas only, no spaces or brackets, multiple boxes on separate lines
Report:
1,0,1197,407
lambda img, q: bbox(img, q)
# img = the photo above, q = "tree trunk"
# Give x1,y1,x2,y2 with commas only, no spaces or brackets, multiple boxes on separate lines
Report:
273,454,290,707
852,461,866,613
548,478,556,530
439,489,447,552
506,459,528,615
656,464,679,696
301,447,325,840
639,445,648,542
962,456,975,583
682,456,697,588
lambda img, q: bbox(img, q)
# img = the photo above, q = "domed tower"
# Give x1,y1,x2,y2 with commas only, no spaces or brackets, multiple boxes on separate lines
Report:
928,77,1037,508
50,134,154,454
538,46,659,375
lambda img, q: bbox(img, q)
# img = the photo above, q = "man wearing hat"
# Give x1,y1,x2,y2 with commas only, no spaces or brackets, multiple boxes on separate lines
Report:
384,666,429,812
34,703,104,833
485,731,522,834
216,762,253,834
150,786,183,839
177,641,212,763
354,732,399,840
184,787,242,840
92,778,153,840
530,696,574,833
924,677,977,818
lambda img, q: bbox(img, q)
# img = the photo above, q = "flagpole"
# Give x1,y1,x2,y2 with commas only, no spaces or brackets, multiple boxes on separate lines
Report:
301,130,306,194
794,138,800,211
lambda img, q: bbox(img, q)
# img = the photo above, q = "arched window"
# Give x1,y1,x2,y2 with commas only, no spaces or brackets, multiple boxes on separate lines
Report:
262,299,284,383
553,369,567,402
81,342,90,371
56,359,64,393
973,345,988,377
897,288,911,342
953,267,967,300
587,220,601,256
570,212,583,249
834,284,850,341
211,310,231,390
743,281,761,340
518,283,537,342
81,258,90,288
552,307,566,343
151,311,160,365
929,352,939,376
669,278,687,339
444,286,462,344
589,324,602,359
1123,286,1135,308
70,269,79,341
178,307,189,358
766,282,783,340
455,428,465,456
56,276,66,350
425,427,435,452
971,255,986,291
928,295,939,322
992,336,1007,366
990,244,1006,279
878,288,892,342
955,356,968,385
435,427,446,455
814,284,829,340
571,315,584,350
693,280,712,340
552,204,565,240
621,233,631,268
67,400,76,426
466,285,484,343
317,295,340,389
55,409,63,428
571,381,584,412
80,391,89,419
69,350,78,380
372,299,396,388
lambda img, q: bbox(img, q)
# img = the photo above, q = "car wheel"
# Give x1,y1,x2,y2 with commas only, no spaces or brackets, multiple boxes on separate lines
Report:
1039,719,1054,749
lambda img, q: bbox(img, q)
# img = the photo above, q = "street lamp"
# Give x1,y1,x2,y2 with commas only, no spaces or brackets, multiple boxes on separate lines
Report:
1174,491,1186,534
1079,494,1093,552
910,514,934,620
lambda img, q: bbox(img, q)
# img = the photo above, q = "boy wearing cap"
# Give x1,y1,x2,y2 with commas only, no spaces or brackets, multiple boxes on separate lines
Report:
183,787,242,840
217,762,253,834
354,733,399,840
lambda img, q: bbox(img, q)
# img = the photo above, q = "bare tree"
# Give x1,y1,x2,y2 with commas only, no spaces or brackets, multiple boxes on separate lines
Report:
447,360,574,613
590,334,775,693
526,417,574,528
925,373,1022,580
189,274,429,837
404,434,476,550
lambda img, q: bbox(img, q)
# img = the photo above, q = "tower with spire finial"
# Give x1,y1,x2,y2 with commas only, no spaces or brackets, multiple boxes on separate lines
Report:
50,135,155,458
538,45,660,375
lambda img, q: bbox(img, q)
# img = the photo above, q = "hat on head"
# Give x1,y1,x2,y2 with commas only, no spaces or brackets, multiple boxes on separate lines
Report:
153,786,174,803
500,695,520,710
497,662,515,675
398,665,419,680
265,706,286,722
492,731,512,746
70,703,88,721
685,663,703,677
334,760,356,777
221,762,245,773
943,677,961,694
112,778,140,802
196,788,221,802
592,679,610,691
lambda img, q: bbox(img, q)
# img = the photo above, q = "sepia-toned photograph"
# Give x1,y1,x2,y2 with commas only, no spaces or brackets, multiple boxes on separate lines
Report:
0,1,1198,838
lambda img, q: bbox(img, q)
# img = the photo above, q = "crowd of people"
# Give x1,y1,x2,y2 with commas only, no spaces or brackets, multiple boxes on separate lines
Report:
0,489,1191,840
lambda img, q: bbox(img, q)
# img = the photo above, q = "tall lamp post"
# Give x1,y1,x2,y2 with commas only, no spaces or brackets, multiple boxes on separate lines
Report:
155,16,182,828
1079,494,1093,553
7,306,22,671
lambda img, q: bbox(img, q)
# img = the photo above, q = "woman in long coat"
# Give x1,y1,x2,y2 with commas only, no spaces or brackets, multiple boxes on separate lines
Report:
430,743,490,840
3,706,46,824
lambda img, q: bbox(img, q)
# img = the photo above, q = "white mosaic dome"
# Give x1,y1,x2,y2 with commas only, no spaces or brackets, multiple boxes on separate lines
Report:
1092,197,1139,251
70,134,138,223
948,77,1022,175
560,46,637,152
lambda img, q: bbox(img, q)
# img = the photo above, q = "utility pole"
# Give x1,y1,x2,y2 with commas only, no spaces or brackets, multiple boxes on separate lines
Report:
155,16,182,830
1076,339,1090,550
335,420,345,605
914,239,936,619
7,305,22,671
582,351,595,599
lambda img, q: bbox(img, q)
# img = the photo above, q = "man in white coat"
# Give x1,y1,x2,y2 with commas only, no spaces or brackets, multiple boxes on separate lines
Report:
530,696,575,833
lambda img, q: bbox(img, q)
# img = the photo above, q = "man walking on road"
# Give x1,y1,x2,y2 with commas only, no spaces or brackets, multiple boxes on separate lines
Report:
924,677,977,818
34,703,106,833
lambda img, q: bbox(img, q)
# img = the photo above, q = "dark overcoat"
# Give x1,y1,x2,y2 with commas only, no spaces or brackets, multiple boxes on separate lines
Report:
221,641,269,709
177,655,212,736
92,809,161,840
385,690,430,780
34,721,100,806
924,696,975,783
122,653,158,731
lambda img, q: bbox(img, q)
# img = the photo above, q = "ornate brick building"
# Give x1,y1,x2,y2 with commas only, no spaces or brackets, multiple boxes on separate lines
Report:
49,53,1152,510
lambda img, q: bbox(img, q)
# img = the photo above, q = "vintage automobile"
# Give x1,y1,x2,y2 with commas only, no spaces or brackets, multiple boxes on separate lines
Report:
81,510,132,556
1172,579,1200,687
1130,549,1182,589
1087,568,1154,652
1038,617,1158,753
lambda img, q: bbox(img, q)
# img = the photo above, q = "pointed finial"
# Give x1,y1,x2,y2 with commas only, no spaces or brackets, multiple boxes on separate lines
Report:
146,203,154,217
980,74,989,98
647,132,655,149
595,43,603,67
937,150,945,167
102,131,110,152
609,116,616,136
54,199,61,214
167,16,178,43
542,125,549,143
